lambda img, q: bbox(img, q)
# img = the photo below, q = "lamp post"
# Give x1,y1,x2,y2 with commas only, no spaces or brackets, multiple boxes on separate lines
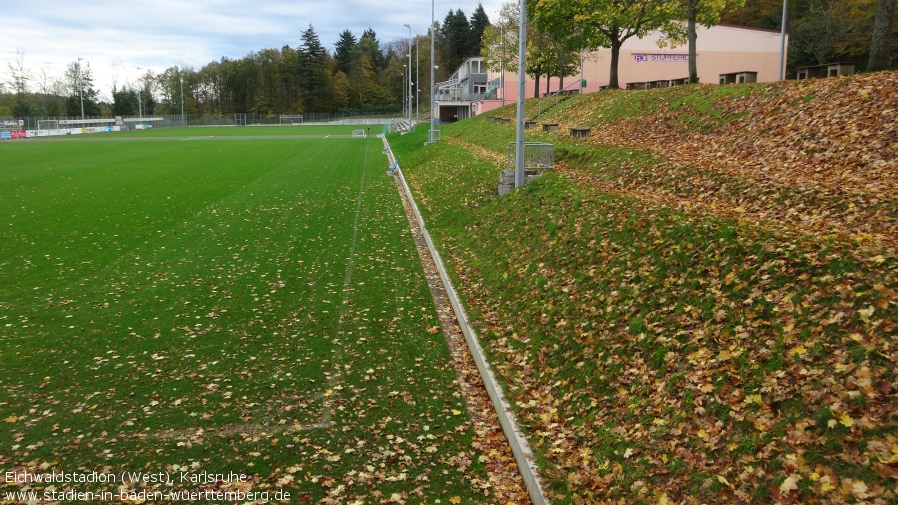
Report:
137,67,143,120
500,28,505,105
180,74,185,127
77,58,85,121
779,0,788,81
402,64,407,122
430,0,436,138
515,0,527,188
404,23,412,130
416,35,420,122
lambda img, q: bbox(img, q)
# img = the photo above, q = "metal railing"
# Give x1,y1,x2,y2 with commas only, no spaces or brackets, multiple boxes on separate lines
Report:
535,80,582,118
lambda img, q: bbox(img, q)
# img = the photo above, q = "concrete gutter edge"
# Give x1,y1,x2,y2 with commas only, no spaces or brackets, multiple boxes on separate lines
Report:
381,136,549,505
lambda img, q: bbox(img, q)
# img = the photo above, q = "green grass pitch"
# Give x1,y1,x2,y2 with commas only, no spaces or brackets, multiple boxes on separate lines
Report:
0,128,492,502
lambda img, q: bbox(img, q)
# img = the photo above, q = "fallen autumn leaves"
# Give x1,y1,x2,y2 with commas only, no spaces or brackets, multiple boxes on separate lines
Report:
396,71,897,504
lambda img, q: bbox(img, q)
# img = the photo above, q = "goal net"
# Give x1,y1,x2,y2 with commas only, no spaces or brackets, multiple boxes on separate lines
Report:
279,115,303,125
38,120,59,137
352,129,366,138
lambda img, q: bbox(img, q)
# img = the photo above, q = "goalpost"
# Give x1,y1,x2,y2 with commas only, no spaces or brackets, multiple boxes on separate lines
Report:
37,119,59,137
279,114,303,125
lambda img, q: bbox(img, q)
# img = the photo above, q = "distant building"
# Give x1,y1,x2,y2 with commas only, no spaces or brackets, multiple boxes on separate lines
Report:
434,24,787,122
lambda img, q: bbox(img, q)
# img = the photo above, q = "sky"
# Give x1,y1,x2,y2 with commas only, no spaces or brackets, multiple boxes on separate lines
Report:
1,0,505,101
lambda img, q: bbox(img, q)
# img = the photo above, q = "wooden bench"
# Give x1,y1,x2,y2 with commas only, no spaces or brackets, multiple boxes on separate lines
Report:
542,123,558,132
525,121,537,129
569,127,591,138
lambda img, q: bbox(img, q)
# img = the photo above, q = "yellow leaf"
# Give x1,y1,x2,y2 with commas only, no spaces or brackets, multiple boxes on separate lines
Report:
789,345,807,356
5,415,18,423
449,497,462,505
839,413,855,428
851,481,869,498
881,444,898,464
780,474,800,494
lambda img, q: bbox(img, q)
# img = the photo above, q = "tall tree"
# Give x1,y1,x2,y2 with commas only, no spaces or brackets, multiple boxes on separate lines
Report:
532,0,673,89
136,68,158,115
661,0,746,83
481,2,521,72
482,2,557,96
719,0,784,29
441,9,473,71
5,50,34,117
360,28,386,69
65,60,100,117
469,3,492,56
334,29,358,74
111,85,139,115
297,24,340,113
869,0,897,69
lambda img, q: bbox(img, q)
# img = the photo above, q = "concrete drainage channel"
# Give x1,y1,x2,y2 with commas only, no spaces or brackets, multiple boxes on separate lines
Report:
382,136,548,505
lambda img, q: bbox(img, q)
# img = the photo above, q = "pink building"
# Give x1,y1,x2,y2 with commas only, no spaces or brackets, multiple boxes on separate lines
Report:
434,24,787,122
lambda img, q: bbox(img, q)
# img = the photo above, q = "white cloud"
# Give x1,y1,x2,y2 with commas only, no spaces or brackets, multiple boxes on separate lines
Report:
1,0,505,99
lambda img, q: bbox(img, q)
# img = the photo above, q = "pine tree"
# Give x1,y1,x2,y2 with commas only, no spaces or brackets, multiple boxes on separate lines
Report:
441,9,472,72
297,24,339,113
469,4,492,56
334,29,357,74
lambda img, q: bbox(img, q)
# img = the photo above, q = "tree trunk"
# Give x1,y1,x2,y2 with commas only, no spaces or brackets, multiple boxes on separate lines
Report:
869,0,896,71
533,74,541,97
688,0,699,83
609,36,623,89
559,51,565,92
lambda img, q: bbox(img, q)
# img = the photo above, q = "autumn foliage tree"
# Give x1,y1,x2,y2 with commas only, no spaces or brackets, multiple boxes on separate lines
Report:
869,0,897,69
531,0,673,89
722,0,896,72
663,0,746,83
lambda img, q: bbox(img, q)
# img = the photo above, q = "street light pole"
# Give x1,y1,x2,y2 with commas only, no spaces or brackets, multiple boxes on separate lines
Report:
416,36,420,122
779,0,788,81
515,0,527,188
430,0,436,138
402,64,407,123
404,24,412,130
77,58,85,121
137,67,143,120
180,74,185,127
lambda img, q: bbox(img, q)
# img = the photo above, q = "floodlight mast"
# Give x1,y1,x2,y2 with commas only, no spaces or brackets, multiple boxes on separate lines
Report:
77,58,85,121
416,36,420,122
514,0,527,188
429,0,436,137
404,24,413,130
137,67,143,119
779,0,788,81
180,74,185,127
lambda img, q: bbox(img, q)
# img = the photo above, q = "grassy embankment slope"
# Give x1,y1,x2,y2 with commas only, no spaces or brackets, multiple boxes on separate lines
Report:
389,72,896,504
